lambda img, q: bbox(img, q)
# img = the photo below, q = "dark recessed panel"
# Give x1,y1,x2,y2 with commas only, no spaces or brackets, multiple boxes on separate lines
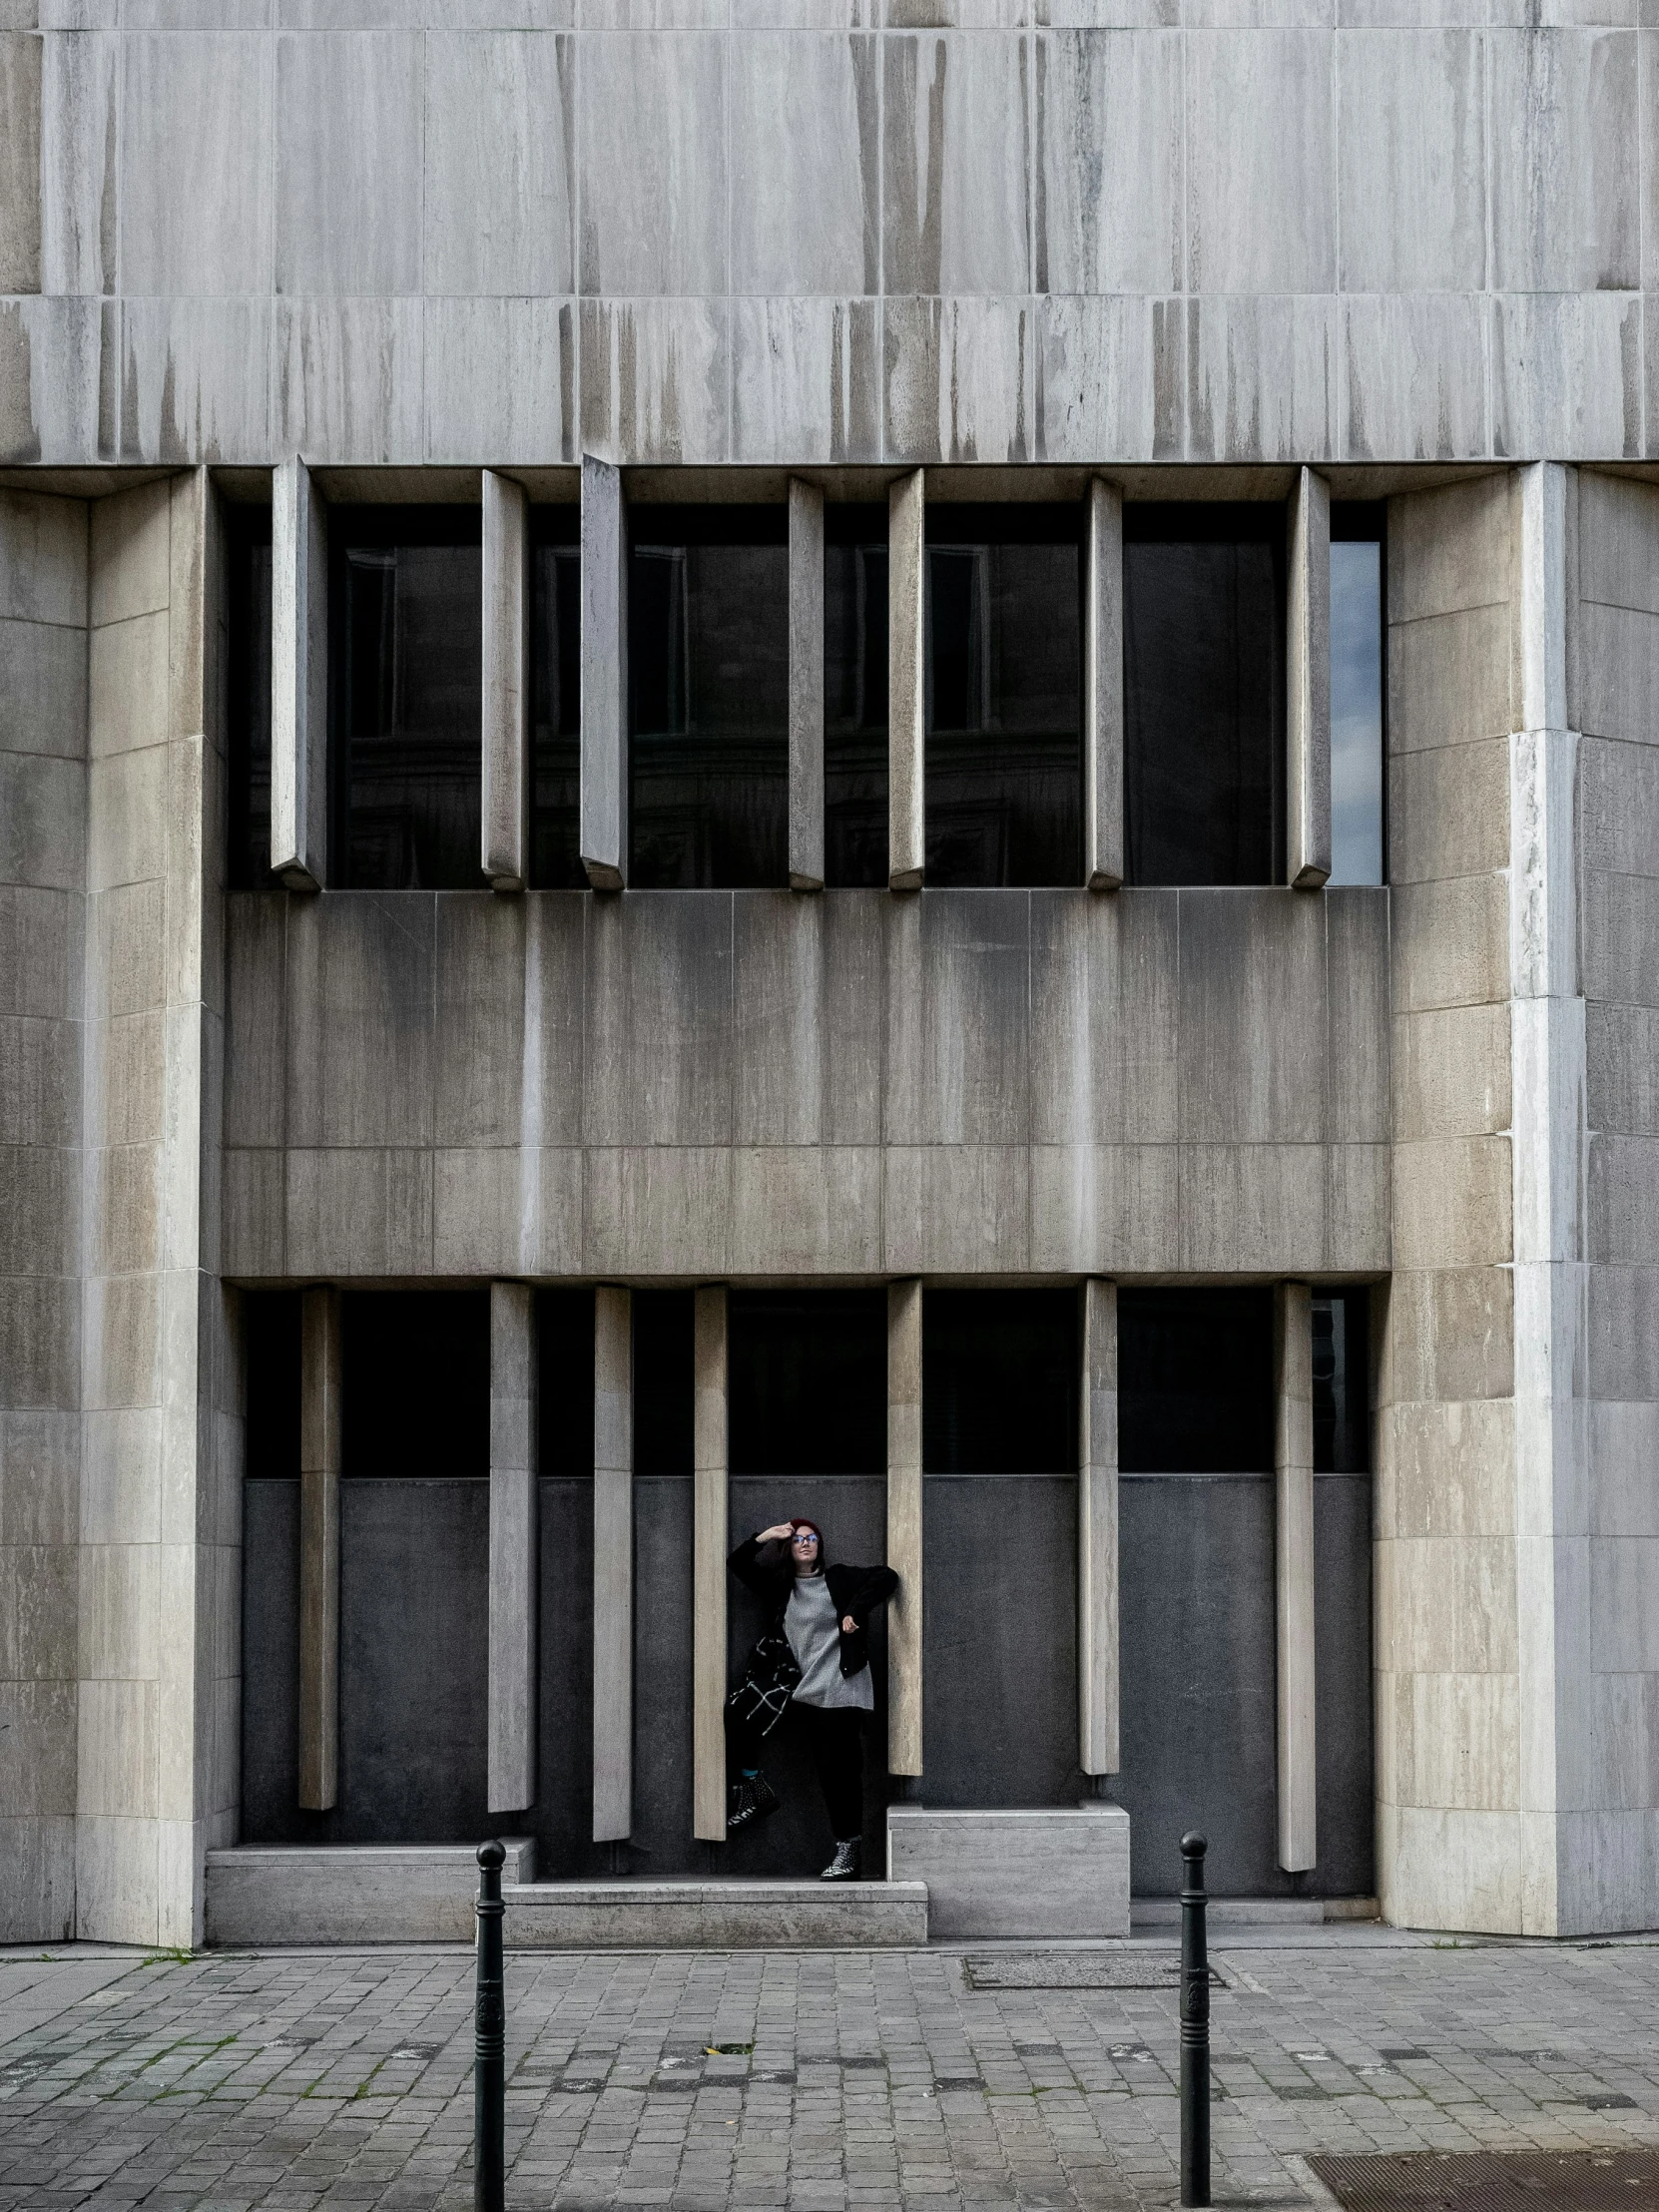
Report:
330,505,483,890
629,1472,696,1874
532,1472,602,1877
729,1290,886,1476
341,1291,489,1479
824,505,890,888
530,508,583,888
538,1288,596,1478
1314,1288,1371,1474
1316,1472,1376,1897
227,506,274,890
241,1477,302,1841
633,1290,693,1477
245,1289,300,1480
923,1289,1078,1474
1118,1289,1274,1473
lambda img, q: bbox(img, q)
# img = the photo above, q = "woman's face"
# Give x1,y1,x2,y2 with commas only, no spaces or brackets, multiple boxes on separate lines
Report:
790,1527,822,1572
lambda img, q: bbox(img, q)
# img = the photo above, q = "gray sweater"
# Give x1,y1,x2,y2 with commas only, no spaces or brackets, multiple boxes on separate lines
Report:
785,1572,873,1712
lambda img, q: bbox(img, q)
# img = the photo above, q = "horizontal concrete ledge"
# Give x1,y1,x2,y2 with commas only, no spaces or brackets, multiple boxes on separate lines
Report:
205,1842,538,1947
887,1805,1130,1940
503,1880,928,1949
1131,1895,1381,1927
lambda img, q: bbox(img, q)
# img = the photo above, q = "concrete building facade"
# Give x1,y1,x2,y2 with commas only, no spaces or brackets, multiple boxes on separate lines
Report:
0,5,1656,1947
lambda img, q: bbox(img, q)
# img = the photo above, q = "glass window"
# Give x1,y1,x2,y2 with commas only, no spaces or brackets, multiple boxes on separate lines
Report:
244,1289,299,1478
1330,504,1385,886
537,1289,595,1475
1118,1288,1274,1472
824,504,889,888
633,1289,694,1477
530,507,583,889
340,1291,489,1478
629,505,789,889
330,506,482,890
1313,1288,1371,1472
923,1289,1078,1473
227,504,273,890
729,1290,886,1474
925,504,1083,887
1123,504,1285,886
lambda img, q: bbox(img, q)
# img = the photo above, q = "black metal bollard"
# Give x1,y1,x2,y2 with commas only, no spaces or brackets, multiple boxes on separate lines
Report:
474,1839,506,2212
1179,1831,1211,2210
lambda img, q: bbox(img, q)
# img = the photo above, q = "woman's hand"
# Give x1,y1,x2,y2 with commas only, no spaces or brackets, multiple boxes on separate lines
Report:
758,1523,795,1543
841,1615,856,1633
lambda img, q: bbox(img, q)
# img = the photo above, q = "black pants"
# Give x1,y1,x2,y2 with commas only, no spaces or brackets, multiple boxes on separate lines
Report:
726,1701,864,1843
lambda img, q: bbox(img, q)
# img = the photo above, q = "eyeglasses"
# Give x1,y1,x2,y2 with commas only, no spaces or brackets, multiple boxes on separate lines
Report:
792,1531,820,1547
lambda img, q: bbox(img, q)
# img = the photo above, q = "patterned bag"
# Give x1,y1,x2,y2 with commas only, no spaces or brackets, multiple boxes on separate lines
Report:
726,1618,801,1737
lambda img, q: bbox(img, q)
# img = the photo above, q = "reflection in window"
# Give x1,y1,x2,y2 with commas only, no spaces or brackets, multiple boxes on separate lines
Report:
1330,505,1384,886
925,505,1082,887
530,508,583,888
1118,1289,1274,1472
1123,505,1284,886
331,507,482,890
629,506,788,889
1313,1289,1370,1472
227,505,273,890
824,506,889,888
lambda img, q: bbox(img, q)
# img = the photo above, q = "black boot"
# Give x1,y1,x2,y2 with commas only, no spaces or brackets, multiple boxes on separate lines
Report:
727,1772,780,1834
821,1837,861,1881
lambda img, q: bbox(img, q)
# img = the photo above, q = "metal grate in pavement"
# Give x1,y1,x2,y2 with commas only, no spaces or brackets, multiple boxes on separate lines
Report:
1308,2148,1659,2209
965,1952,1231,1989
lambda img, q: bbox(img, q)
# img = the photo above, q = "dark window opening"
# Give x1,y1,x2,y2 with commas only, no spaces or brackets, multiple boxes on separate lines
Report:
537,1289,595,1476
244,1289,299,1478
729,1291,886,1475
1314,1289,1371,1473
1330,503,1385,887
227,505,274,891
824,505,890,888
629,505,789,888
341,1291,489,1479
923,1289,1078,1473
633,1290,694,1477
330,505,483,890
1123,504,1286,886
1118,1289,1274,1471
530,507,583,889
925,504,1083,888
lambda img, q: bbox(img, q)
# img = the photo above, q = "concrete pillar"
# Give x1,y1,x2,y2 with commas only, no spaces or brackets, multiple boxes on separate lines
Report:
886,1280,923,1778
1274,1281,1316,1873
579,453,627,890
1084,479,1124,891
1287,464,1332,889
271,456,327,890
298,1286,342,1813
788,476,826,891
1079,1279,1120,1776
888,470,925,893
693,1287,729,1843
481,471,530,892
488,1283,538,1813
592,1286,633,1843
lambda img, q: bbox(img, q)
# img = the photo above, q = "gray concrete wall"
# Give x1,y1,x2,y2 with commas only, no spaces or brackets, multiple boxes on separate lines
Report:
220,883,1391,1283
0,485,85,1942
0,20,1649,469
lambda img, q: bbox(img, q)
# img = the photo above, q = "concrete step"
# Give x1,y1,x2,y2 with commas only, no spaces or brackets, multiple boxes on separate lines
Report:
205,1841,539,1946
504,1880,927,1949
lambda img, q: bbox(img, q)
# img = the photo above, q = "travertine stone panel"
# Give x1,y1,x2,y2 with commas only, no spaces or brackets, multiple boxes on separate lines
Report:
488,1282,538,1814
276,32,424,296
120,32,272,297
1036,30,1181,298
592,1285,632,1845
425,297,576,467
887,471,924,891
1083,479,1123,891
1078,1278,1117,1778
423,32,574,297
884,890,1029,1148
1186,31,1334,294
1487,29,1637,295
297,1285,340,1814
285,894,434,1149
883,34,1029,295
579,299,729,468
1337,31,1486,295
271,457,326,890
1286,466,1331,888
276,298,425,465
579,455,626,890
0,33,42,299
731,296,879,466
1274,1281,1316,1874
886,1281,921,1779
788,478,826,891
730,32,876,297
482,471,529,891
692,1286,728,1844
578,33,726,295
0,486,84,1944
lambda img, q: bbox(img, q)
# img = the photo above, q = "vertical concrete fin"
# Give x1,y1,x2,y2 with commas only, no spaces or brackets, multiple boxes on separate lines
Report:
886,1280,923,1777
297,1286,341,1813
271,457,327,890
1084,479,1124,891
1519,461,1572,738
1079,1279,1120,1775
693,1287,729,1843
482,472,530,892
888,469,925,893
580,454,627,891
488,1282,538,1814
789,477,826,891
592,1286,634,1844
1287,465,1332,890
1274,1281,1317,1873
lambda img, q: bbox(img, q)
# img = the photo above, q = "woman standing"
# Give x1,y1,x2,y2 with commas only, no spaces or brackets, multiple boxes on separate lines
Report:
725,1519,898,1881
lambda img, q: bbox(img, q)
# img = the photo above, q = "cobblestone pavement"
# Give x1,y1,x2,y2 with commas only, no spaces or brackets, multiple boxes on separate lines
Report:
3,1933,1658,2211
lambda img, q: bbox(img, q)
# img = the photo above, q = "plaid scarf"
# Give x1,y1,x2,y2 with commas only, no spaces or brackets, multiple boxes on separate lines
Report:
726,1614,802,1737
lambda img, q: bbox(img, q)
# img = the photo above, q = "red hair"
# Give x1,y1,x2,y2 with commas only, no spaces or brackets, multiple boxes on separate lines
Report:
788,1517,824,1546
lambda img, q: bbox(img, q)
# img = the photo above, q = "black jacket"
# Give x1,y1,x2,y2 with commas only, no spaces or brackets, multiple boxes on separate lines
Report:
728,1535,898,1686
